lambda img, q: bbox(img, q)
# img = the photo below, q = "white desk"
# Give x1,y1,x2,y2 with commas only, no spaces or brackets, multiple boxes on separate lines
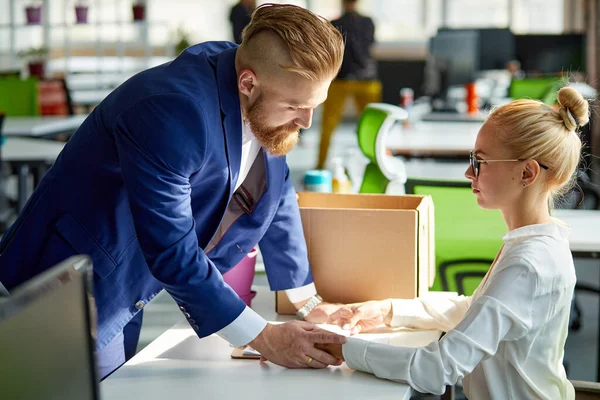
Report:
71,90,112,108
66,73,130,91
387,121,482,158
101,285,442,400
421,112,488,123
3,137,65,162
404,159,468,181
2,137,66,213
553,210,600,254
48,56,172,75
3,116,86,137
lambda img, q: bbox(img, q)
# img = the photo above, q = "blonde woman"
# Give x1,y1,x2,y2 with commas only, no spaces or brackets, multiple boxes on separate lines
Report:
319,87,588,399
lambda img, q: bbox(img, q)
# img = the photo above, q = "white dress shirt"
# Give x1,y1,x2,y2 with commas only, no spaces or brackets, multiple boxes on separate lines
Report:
216,119,317,347
343,220,576,399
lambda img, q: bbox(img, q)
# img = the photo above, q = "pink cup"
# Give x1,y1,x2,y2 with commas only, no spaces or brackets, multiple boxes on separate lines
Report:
223,248,259,307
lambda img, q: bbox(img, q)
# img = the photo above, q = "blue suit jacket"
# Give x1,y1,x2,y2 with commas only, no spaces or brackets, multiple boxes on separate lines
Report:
0,42,313,350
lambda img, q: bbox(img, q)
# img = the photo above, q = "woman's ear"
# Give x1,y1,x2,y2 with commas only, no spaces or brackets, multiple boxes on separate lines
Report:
521,160,540,187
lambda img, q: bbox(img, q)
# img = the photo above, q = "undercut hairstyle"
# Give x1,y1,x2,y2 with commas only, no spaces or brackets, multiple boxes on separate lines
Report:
239,4,344,81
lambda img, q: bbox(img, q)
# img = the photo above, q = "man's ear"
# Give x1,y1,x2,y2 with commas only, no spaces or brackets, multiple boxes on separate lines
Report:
238,69,258,98
521,160,540,186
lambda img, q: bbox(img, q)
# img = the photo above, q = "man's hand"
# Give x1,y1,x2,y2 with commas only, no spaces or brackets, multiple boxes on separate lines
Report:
248,320,347,369
315,342,344,362
329,300,392,335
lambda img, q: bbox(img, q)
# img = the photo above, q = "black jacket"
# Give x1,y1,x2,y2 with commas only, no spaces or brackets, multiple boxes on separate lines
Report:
229,3,252,44
332,12,377,80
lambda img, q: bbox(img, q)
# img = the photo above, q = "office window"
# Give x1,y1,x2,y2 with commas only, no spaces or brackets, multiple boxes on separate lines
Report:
425,0,444,38
309,0,343,20
258,0,307,7
446,0,510,28
312,0,431,42
511,0,564,33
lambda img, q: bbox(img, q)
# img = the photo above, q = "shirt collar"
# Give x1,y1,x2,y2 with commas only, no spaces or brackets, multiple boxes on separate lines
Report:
240,114,256,145
502,218,570,244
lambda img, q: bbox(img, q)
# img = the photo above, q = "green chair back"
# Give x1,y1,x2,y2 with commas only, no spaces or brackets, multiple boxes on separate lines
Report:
357,106,388,164
0,78,40,116
405,178,506,295
357,103,408,194
508,77,564,106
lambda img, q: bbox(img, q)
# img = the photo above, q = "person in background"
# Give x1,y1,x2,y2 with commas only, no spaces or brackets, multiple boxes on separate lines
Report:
0,4,349,380
317,87,587,399
506,59,525,80
230,0,256,44
316,0,381,170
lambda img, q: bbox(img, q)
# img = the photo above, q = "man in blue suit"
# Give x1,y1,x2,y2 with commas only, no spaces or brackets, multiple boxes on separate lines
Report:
0,4,350,378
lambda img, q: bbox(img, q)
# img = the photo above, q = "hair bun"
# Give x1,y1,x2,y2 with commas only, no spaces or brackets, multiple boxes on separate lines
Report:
557,86,590,131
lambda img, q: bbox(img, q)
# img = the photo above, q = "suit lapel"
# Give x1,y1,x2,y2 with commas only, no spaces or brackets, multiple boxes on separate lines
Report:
214,47,242,200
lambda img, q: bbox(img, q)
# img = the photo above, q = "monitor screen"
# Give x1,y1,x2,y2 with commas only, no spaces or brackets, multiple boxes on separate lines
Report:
430,29,480,87
0,255,99,400
515,34,586,74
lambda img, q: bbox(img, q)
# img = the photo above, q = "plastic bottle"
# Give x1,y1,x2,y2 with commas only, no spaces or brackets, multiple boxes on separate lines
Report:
331,157,352,194
303,170,332,193
400,88,414,128
465,82,479,114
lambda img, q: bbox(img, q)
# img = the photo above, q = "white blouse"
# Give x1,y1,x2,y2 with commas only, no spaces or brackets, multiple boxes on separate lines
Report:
343,221,576,399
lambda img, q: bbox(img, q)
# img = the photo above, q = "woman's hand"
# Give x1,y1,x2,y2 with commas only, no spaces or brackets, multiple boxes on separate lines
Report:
330,300,392,335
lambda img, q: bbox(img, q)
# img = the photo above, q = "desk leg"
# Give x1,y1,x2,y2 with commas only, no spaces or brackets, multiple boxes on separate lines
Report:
17,164,29,215
33,163,48,188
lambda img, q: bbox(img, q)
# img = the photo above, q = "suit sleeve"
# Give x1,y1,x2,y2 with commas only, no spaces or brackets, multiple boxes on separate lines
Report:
259,163,313,291
114,93,248,339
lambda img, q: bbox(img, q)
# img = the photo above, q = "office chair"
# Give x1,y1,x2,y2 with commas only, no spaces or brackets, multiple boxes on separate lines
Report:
555,169,600,332
0,78,40,116
508,77,564,106
405,178,506,295
38,78,74,116
356,103,408,194
571,380,600,399
558,169,600,211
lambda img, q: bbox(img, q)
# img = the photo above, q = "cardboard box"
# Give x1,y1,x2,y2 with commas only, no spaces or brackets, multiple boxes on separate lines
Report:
276,192,435,314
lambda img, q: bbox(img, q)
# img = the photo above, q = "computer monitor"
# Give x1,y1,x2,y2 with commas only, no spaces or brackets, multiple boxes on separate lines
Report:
515,34,586,74
435,28,515,72
429,29,480,88
0,255,99,400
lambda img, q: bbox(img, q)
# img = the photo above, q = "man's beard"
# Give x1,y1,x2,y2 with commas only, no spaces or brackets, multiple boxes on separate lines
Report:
245,95,299,157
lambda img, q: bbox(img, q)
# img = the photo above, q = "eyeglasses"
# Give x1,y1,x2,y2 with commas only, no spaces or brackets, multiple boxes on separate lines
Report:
469,151,549,178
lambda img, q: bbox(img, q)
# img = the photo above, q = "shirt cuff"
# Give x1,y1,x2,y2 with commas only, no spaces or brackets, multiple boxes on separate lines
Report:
285,282,317,304
342,337,372,374
216,306,268,347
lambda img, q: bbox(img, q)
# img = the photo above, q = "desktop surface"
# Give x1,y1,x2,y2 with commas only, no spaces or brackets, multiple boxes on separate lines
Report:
101,285,442,400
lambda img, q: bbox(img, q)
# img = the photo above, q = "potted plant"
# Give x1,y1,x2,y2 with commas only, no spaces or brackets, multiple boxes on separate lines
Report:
175,26,191,55
74,0,90,24
18,47,49,79
25,1,43,25
132,0,146,22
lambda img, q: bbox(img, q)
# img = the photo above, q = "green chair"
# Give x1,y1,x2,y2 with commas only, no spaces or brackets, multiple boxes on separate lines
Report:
405,178,506,295
508,77,564,106
356,103,408,194
0,78,40,116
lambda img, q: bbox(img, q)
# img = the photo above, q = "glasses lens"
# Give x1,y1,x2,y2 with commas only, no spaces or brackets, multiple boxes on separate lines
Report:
470,151,478,177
